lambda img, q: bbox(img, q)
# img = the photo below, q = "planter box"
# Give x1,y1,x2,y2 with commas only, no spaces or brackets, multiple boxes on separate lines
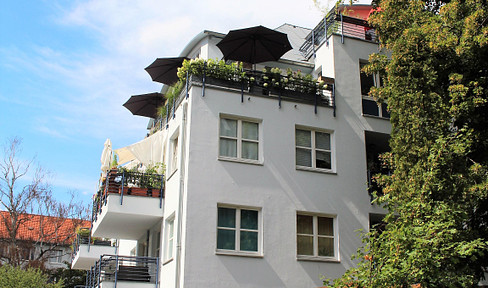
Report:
119,187,161,198
93,239,112,246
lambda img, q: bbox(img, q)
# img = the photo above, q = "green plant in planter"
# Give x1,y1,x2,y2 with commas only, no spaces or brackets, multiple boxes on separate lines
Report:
177,59,246,83
111,154,118,169
76,228,90,239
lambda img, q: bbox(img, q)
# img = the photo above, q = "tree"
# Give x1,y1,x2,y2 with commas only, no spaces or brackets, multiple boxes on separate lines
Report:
0,137,88,267
325,0,488,286
0,265,63,288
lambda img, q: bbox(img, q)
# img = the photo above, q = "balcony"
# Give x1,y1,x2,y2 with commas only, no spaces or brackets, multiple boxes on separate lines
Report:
365,131,391,201
299,10,378,59
153,60,336,131
72,228,117,270
91,170,164,239
85,255,159,288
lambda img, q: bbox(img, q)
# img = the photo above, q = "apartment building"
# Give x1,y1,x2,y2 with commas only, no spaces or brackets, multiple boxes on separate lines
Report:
73,5,391,287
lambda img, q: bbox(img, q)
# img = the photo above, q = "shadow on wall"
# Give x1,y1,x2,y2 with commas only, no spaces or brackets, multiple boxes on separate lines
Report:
217,256,285,287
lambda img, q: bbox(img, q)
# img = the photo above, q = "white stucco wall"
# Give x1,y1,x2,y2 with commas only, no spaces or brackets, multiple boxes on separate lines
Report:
157,33,391,288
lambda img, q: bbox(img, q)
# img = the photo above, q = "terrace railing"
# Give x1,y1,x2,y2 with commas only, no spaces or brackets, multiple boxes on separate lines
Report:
300,11,377,59
92,170,165,222
72,227,114,257
149,63,337,132
85,255,159,288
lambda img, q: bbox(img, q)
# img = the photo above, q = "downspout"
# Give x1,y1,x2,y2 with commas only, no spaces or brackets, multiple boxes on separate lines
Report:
175,101,188,288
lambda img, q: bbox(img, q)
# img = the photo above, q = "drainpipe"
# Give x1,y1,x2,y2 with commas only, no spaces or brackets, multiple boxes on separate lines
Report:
175,102,188,288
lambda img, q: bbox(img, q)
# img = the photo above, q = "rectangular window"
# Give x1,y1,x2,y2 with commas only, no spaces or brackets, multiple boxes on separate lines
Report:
360,61,389,119
48,249,63,263
217,206,260,255
219,117,260,162
165,218,174,261
170,136,178,174
297,214,337,260
296,128,333,171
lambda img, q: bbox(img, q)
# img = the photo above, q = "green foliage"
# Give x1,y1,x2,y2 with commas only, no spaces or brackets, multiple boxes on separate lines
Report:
177,58,245,81
110,154,118,168
156,59,328,121
326,0,488,286
0,265,63,288
48,262,86,288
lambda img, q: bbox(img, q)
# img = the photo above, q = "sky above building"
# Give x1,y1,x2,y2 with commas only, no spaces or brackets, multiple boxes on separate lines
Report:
0,0,350,205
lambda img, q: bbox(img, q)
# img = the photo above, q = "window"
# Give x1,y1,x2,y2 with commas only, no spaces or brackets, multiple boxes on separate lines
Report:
296,128,333,171
48,249,63,263
21,247,35,260
170,135,179,174
360,61,389,118
217,206,261,255
165,218,174,262
219,117,260,162
297,214,337,260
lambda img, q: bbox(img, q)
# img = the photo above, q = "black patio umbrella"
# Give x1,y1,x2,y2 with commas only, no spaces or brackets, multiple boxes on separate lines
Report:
216,25,292,64
123,92,165,118
145,57,189,85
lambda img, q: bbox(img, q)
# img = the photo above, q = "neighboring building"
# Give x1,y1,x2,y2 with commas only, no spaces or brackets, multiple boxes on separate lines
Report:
77,4,394,287
0,211,89,269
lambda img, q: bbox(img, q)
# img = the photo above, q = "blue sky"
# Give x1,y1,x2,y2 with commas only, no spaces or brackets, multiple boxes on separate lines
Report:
0,0,334,205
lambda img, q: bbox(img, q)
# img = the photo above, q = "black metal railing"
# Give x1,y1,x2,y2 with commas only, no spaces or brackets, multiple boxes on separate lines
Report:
85,255,159,288
367,169,392,201
149,66,337,131
72,228,114,258
300,11,377,59
92,170,164,222
195,70,335,114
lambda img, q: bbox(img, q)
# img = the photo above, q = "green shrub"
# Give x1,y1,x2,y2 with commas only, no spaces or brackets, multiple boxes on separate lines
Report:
0,265,63,288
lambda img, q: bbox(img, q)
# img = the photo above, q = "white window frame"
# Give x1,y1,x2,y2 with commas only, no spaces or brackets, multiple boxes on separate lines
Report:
218,115,262,165
360,61,389,119
48,249,63,263
216,204,262,257
296,212,339,262
164,215,175,263
169,131,179,177
295,126,335,173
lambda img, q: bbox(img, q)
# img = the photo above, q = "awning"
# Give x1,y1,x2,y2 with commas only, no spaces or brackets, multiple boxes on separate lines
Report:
114,130,164,167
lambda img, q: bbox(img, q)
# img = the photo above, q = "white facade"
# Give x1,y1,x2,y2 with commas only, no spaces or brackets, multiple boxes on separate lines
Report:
85,8,392,288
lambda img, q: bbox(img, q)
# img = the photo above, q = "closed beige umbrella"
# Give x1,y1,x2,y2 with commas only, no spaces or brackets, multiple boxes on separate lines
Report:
100,138,112,173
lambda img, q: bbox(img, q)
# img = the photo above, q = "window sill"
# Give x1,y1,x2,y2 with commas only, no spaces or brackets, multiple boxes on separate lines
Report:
163,258,174,265
216,250,263,258
297,255,340,263
296,166,336,175
362,114,390,120
218,156,263,166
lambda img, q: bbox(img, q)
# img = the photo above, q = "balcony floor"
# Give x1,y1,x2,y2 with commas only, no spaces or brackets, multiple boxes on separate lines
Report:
92,193,163,239
72,244,117,270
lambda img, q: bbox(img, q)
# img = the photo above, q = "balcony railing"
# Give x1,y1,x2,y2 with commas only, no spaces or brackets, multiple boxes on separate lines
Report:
72,228,114,256
367,169,392,201
198,70,335,110
92,170,165,221
300,10,377,59
151,69,336,132
85,255,159,288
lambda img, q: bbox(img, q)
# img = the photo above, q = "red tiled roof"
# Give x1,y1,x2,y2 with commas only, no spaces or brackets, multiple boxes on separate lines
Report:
0,211,90,245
